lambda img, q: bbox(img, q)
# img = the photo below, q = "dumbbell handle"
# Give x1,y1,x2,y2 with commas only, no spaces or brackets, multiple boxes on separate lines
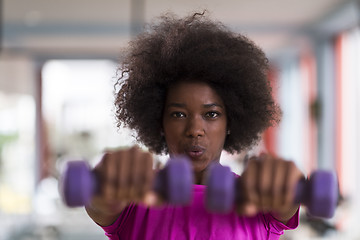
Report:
60,156,193,207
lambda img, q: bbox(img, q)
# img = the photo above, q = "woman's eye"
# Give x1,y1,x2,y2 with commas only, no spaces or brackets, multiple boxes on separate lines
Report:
205,112,220,118
171,112,186,118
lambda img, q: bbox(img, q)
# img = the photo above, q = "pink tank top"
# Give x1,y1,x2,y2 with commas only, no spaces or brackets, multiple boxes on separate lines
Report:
100,184,299,240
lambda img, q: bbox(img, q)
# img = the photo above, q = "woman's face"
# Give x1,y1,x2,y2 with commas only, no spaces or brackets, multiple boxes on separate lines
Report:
162,81,228,181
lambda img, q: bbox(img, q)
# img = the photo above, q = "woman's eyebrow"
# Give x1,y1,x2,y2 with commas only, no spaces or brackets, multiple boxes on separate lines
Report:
166,103,186,108
203,103,224,109
166,103,224,108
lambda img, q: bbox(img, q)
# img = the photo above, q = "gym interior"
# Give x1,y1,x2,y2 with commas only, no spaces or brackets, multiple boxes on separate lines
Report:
1,0,360,239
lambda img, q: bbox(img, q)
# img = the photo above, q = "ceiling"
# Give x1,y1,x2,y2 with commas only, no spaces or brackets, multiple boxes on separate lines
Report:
2,0,359,61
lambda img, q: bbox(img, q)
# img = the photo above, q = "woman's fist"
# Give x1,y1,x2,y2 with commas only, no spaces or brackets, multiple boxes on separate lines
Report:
238,153,304,222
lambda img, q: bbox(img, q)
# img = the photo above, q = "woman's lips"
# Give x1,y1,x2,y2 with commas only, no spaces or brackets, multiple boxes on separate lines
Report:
185,146,206,158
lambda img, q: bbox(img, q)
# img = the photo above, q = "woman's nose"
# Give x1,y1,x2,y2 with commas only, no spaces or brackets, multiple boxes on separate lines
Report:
185,116,205,137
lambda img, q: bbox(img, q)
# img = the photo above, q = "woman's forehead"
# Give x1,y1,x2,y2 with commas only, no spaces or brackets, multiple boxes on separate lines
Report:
165,81,224,105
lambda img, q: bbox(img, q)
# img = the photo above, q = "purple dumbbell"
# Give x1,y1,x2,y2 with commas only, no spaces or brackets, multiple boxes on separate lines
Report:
295,171,338,218
60,155,193,207
205,163,338,218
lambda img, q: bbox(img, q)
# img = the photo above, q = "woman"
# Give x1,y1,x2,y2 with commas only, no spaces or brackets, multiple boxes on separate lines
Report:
85,12,304,239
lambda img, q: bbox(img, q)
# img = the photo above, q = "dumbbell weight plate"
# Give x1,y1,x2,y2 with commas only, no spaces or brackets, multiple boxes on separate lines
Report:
60,161,96,207
308,171,338,218
165,156,193,205
205,163,235,213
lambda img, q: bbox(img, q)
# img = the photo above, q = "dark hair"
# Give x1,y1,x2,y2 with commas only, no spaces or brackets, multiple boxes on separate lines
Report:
114,12,281,154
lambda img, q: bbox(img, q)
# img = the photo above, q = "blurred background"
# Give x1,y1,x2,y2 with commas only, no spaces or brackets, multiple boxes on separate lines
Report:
0,0,359,239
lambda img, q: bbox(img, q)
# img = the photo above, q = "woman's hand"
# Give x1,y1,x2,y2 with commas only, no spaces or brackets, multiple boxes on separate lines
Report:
237,153,304,223
85,146,156,226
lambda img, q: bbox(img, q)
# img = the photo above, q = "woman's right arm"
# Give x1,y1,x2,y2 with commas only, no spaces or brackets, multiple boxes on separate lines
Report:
85,146,155,226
